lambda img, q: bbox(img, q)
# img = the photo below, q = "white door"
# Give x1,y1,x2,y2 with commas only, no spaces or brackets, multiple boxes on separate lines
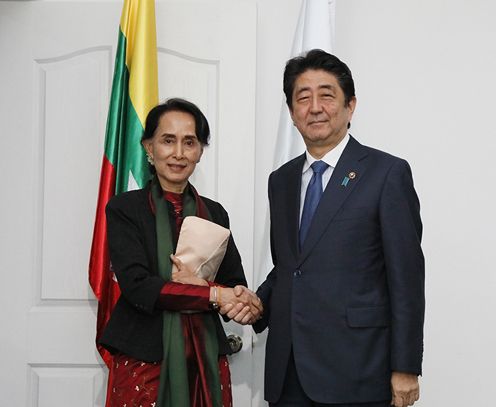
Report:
0,1,256,405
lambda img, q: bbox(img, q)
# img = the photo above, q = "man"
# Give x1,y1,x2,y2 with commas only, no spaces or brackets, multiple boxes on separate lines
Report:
224,49,424,407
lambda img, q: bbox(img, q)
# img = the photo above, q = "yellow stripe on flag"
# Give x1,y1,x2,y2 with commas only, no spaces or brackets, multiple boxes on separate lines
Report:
120,0,158,127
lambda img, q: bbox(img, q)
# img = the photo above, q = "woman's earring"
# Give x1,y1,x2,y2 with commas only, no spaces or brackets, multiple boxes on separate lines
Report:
147,154,154,165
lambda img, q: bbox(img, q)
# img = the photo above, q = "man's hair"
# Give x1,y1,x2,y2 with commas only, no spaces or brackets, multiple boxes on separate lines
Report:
142,97,210,146
283,49,356,110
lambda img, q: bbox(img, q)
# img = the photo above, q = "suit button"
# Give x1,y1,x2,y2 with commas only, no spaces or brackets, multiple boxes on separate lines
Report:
293,270,301,277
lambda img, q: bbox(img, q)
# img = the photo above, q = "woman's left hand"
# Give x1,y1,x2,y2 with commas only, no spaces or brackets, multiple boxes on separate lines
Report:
170,254,209,286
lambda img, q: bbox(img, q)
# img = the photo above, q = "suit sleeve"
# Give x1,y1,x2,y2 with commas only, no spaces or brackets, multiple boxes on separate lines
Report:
380,159,425,375
253,173,277,333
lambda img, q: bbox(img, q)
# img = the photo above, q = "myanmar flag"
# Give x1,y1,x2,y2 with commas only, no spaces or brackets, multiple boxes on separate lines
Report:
89,0,158,367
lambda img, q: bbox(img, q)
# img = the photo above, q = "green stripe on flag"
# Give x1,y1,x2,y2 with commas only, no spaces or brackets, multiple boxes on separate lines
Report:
105,29,151,194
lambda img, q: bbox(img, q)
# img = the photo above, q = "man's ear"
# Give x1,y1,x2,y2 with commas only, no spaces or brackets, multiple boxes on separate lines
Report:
348,96,357,116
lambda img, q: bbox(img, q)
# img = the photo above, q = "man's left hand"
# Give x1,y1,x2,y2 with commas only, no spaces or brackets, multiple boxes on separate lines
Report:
391,372,419,407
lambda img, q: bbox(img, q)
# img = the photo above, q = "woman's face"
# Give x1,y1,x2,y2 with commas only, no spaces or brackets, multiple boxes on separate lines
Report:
143,110,203,193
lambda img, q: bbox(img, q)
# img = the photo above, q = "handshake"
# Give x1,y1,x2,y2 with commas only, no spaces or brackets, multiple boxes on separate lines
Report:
217,285,263,325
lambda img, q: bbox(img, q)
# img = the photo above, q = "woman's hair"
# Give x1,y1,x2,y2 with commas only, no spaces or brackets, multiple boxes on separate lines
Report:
142,98,211,146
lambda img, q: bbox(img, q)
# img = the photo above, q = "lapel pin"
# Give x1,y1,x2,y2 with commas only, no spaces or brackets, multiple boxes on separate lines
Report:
341,171,357,187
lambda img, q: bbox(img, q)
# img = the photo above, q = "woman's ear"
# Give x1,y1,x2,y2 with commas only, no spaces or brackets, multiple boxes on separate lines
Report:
142,140,155,165
142,140,152,157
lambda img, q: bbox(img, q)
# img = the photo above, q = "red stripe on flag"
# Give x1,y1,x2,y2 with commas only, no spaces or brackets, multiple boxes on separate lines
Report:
89,155,120,367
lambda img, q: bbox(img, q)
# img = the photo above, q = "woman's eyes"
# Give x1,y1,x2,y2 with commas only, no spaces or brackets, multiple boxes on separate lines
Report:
162,138,197,146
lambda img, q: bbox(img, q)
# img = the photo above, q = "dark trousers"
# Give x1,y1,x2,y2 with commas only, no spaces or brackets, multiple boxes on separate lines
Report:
270,352,390,407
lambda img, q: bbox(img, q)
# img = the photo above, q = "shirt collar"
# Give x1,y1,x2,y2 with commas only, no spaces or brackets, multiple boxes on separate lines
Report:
302,133,350,173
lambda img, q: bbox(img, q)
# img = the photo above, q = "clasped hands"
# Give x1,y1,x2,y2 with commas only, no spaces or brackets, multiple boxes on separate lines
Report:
170,255,263,324
217,285,263,325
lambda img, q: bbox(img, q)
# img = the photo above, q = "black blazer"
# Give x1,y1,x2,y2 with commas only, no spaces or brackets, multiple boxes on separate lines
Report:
254,136,425,404
99,183,247,362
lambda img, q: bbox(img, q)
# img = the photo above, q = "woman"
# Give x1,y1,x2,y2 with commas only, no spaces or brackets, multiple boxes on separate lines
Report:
99,98,261,407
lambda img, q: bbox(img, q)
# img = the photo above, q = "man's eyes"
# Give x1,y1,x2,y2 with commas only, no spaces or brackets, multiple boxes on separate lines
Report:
297,93,334,102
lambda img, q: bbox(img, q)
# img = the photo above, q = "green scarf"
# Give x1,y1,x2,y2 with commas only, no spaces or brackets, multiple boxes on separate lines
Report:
151,176,222,407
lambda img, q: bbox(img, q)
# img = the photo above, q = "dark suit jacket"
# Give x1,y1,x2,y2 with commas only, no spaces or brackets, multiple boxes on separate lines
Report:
99,183,247,362
254,136,425,404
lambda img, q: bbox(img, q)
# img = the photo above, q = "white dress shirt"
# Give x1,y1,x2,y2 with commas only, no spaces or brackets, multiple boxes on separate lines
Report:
299,133,350,223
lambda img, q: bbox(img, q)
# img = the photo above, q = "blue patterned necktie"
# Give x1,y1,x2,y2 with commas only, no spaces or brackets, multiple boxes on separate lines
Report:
299,160,329,246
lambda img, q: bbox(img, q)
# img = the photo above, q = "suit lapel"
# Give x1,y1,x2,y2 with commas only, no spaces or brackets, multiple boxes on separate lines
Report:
298,137,368,266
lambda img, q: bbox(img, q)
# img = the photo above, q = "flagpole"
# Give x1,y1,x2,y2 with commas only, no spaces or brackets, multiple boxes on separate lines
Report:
256,0,336,286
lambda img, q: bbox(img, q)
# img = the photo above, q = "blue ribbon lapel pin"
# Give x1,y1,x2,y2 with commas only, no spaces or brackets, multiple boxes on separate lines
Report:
341,171,356,187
